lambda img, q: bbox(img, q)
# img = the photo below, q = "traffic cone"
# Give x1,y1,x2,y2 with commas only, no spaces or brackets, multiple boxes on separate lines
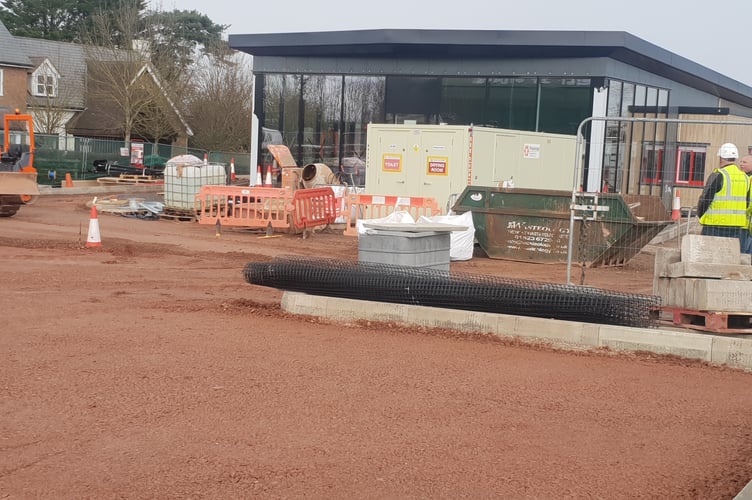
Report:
86,202,102,247
672,189,681,221
230,157,237,182
64,172,73,188
203,153,208,166
255,165,263,186
264,167,273,187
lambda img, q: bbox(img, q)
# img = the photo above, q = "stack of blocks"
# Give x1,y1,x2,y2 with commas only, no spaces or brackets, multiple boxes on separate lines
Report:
653,234,752,312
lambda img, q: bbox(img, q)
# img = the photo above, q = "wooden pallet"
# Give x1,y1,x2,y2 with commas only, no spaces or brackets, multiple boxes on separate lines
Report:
97,175,163,185
660,307,752,334
160,207,197,222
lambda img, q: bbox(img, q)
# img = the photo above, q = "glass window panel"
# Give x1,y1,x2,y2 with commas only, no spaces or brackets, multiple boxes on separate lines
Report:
261,73,300,165
646,87,658,107
385,76,440,123
302,75,342,165
692,152,705,183
439,77,486,125
658,89,669,107
678,152,691,181
621,83,635,112
487,77,537,131
606,80,622,117
641,143,663,184
538,77,592,134
342,76,385,184
634,85,646,107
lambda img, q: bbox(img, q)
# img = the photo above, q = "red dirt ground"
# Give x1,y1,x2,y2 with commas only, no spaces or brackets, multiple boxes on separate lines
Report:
1,194,751,499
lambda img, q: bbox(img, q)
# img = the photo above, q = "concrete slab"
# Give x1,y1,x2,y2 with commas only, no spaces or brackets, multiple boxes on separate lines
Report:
654,247,680,278
685,279,752,312
667,262,752,280
681,234,740,264
653,276,670,304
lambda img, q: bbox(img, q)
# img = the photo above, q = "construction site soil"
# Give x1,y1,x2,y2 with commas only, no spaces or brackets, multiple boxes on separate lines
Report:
2,193,752,499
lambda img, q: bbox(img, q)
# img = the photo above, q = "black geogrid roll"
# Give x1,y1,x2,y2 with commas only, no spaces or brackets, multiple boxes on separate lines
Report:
244,256,660,328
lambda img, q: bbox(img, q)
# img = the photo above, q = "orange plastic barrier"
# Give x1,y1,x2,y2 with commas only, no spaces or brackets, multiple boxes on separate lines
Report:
342,193,442,236
292,187,339,229
195,185,293,230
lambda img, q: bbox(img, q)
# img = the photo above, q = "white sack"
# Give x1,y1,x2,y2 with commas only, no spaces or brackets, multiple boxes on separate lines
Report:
419,211,475,261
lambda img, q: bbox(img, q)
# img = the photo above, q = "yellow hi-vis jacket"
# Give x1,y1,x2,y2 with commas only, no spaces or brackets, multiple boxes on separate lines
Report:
699,164,750,227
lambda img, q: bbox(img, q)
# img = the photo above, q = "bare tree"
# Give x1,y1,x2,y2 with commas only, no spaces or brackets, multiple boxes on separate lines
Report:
131,59,192,147
31,93,76,136
79,2,163,144
185,45,254,152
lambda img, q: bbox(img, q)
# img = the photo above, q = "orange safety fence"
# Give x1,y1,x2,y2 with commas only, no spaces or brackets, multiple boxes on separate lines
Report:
342,193,442,236
195,185,293,230
292,187,339,229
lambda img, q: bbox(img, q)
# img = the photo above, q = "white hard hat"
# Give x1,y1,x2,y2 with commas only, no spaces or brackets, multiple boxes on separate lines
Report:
718,143,739,160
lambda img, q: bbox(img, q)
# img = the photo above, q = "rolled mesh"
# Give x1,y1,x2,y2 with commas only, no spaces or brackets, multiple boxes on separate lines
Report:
244,256,660,328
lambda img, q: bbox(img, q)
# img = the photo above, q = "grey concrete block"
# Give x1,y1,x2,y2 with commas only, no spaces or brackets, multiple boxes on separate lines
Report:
742,254,752,265
653,276,671,303
653,247,681,277
359,230,451,271
684,278,752,312
681,234,740,264
666,278,688,308
667,262,752,280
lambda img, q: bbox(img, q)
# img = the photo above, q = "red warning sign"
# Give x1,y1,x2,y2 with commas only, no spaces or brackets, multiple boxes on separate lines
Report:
427,156,448,175
382,154,402,172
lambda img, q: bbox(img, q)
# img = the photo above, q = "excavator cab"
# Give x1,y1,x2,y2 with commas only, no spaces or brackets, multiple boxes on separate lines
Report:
0,111,39,216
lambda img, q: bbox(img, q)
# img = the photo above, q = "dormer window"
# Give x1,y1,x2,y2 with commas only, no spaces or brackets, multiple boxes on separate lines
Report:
32,59,59,98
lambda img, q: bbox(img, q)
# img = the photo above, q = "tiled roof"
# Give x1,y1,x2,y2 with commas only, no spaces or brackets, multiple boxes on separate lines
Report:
0,21,31,68
16,36,87,109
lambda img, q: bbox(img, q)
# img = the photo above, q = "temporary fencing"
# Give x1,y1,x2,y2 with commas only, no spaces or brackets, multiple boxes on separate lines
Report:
292,187,339,230
195,185,293,231
342,193,442,236
243,255,660,328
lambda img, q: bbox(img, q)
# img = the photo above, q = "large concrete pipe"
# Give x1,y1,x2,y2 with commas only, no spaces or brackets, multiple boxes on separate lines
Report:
301,163,339,189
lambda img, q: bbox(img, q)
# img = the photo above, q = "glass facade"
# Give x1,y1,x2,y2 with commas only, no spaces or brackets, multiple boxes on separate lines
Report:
256,73,595,170
599,77,671,193
256,72,672,192
259,74,385,172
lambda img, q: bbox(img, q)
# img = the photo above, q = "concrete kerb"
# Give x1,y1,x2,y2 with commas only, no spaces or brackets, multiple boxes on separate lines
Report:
281,291,752,371
735,480,752,499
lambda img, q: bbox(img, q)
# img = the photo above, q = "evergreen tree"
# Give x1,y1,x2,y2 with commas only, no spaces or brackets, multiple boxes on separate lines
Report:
0,0,145,41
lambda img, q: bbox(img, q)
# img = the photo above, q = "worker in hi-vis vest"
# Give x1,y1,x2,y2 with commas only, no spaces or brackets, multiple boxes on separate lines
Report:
697,142,751,253
738,154,752,254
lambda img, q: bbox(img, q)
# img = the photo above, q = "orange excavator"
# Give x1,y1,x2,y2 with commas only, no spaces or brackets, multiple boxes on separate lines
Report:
0,111,39,217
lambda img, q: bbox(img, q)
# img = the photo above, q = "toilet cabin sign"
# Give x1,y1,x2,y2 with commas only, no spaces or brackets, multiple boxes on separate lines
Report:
382,153,402,172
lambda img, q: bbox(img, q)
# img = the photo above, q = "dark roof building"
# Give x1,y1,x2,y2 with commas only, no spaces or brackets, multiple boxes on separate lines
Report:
230,29,752,198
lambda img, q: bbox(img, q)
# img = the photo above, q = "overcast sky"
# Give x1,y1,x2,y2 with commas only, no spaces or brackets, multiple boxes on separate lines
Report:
159,0,752,87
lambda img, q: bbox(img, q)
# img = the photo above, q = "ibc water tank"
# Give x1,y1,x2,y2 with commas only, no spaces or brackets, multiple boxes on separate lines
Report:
164,163,227,210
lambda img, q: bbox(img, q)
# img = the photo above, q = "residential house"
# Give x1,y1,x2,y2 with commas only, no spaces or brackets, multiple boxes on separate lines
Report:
0,20,191,148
